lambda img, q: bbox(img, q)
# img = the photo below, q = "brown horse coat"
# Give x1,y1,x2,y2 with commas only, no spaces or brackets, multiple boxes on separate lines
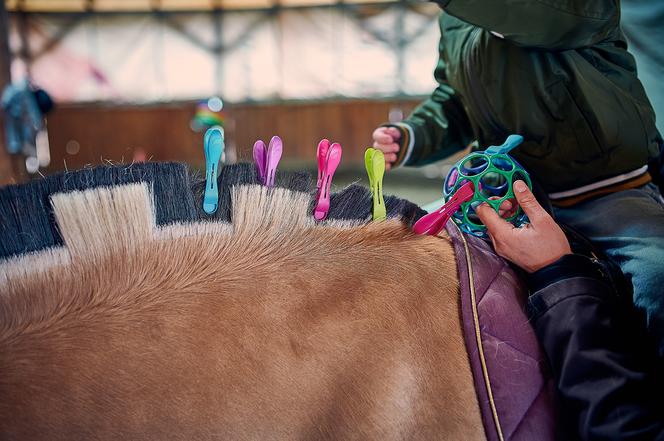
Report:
0,183,484,440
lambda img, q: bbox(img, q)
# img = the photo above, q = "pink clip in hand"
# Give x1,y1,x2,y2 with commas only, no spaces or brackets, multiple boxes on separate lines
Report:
413,181,475,235
314,142,342,221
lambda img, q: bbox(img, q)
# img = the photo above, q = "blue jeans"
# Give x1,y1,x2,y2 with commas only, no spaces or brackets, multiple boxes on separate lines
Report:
554,184,664,355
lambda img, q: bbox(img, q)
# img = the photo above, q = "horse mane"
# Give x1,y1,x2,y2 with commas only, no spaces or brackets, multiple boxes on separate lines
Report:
0,162,423,260
0,162,426,339
0,178,425,332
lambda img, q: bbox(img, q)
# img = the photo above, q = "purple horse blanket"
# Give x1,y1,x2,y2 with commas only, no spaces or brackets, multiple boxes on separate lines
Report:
447,224,557,440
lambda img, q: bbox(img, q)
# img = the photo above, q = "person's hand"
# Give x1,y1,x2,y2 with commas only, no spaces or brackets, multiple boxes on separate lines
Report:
372,126,401,170
476,180,571,273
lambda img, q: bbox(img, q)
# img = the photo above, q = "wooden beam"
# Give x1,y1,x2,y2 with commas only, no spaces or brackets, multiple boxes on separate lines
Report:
6,0,399,13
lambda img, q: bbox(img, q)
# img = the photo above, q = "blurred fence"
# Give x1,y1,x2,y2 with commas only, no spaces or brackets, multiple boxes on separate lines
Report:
43,97,422,172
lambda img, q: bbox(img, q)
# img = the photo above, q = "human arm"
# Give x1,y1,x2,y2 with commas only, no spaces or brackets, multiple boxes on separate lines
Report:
527,256,664,440
372,16,473,169
476,181,664,440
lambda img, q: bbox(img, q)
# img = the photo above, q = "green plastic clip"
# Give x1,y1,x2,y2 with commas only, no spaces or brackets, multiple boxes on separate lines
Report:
365,148,386,221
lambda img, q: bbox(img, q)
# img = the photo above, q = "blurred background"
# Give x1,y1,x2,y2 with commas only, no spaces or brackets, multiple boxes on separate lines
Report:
0,0,447,204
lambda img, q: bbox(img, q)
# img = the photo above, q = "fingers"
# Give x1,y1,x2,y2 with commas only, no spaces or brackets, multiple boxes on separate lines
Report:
476,203,513,239
513,180,548,225
372,142,400,153
370,127,402,171
385,127,401,139
490,197,514,217
372,127,402,144
372,128,394,144
499,199,513,211
372,142,399,169
372,127,401,172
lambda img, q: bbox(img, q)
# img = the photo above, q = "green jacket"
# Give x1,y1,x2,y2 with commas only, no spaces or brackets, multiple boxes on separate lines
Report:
392,1,661,196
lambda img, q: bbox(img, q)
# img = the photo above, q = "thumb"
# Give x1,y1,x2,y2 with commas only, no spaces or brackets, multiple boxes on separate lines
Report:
513,180,547,224
476,202,513,238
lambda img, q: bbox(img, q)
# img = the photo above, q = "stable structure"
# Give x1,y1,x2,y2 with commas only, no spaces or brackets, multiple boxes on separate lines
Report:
10,1,399,10
4,0,439,103
1,0,440,181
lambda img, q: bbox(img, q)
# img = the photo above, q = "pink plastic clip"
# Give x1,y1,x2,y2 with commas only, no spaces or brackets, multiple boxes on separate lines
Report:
253,136,283,187
316,139,330,189
313,141,342,221
413,181,475,236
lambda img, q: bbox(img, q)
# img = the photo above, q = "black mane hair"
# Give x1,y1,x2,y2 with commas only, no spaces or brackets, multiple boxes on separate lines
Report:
0,162,425,260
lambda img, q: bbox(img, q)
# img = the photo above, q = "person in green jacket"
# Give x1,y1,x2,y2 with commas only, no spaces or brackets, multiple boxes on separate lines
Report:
372,1,664,355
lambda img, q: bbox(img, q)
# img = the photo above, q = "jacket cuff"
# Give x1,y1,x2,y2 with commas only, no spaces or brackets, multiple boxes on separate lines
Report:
526,254,612,320
526,253,605,293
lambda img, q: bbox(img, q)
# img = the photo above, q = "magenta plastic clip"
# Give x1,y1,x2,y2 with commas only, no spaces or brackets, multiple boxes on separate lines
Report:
413,181,475,235
316,139,330,188
253,135,283,187
313,141,342,221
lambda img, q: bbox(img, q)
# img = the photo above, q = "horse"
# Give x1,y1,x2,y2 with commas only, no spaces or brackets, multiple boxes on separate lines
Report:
0,162,556,440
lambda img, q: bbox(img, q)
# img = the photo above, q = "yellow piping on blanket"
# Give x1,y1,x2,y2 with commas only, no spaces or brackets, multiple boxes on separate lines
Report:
458,225,505,441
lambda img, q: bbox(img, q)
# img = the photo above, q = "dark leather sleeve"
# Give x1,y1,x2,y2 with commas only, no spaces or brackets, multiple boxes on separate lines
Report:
527,254,664,441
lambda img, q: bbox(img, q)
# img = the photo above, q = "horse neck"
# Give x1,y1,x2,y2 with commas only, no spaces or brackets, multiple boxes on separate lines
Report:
0,169,483,440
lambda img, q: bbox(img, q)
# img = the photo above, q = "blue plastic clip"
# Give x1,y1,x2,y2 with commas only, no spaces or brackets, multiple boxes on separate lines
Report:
485,134,524,155
203,126,224,215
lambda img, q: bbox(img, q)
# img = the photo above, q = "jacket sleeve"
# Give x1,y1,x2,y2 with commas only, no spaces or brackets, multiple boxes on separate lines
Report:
390,16,473,168
527,254,664,441
437,0,619,50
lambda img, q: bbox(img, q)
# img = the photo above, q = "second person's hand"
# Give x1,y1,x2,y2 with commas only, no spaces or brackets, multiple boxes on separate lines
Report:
476,180,572,273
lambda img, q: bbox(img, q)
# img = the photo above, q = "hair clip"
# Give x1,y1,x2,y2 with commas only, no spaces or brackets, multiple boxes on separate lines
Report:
203,126,224,215
313,141,342,221
365,148,386,221
253,135,282,187
412,181,474,235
